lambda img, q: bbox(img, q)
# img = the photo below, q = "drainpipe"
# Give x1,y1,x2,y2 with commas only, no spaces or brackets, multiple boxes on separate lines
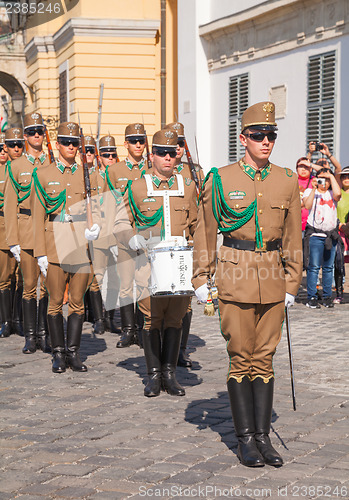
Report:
161,0,166,128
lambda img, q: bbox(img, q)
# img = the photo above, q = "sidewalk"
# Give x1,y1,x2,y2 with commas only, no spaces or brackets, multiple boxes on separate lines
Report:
0,293,348,499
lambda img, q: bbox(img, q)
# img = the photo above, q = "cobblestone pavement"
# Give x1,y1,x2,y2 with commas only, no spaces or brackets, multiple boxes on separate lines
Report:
1,280,348,499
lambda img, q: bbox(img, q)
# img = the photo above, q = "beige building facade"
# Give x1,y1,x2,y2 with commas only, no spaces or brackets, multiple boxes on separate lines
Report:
23,0,178,154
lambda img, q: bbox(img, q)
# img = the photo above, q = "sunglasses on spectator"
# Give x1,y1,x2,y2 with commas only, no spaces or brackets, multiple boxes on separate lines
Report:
0,146,5,153
177,139,185,148
154,148,177,158
340,174,349,179
128,138,145,145
101,153,117,158
58,139,80,147
26,127,44,136
244,131,277,142
6,141,24,148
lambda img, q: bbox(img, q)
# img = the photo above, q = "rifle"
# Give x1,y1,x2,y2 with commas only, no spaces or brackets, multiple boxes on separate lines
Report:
78,113,93,230
96,83,104,150
285,306,297,411
184,137,200,196
144,128,152,170
21,116,28,153
44,124,55,164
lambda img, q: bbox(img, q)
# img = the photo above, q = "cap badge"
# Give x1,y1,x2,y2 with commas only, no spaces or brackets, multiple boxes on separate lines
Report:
31,113,40,121
164,131,174,139
263,103,275,113
135,123,141,130
173,123,181,131
13,128,21,137
106,136,112,143
67,122,76,135
85,136,92,141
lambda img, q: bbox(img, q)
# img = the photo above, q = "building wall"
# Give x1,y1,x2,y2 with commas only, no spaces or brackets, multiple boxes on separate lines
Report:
24,0,177,158
178,0,349,170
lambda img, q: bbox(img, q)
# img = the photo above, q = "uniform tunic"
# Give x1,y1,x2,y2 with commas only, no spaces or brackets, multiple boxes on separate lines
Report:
0,162,16,291
32,160,99,315
4,153,50,300
115,173,197,329
192,160,302,381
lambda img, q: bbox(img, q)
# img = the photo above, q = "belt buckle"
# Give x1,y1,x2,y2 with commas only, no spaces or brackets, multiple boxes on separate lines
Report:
255,241,267,252
64,213,73,223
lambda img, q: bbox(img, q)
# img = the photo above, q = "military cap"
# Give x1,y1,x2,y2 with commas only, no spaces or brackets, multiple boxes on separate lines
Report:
0,132,5,146
165,122,184,138
5,127,24,141
83,135,96,147
57,122,80,139
241,101,277,132
99,135,116,150
23,112,44,130
125,123,145,138
152,129,178,148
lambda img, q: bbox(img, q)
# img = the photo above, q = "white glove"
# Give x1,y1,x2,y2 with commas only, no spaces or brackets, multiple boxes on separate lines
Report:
37,256,48,277
285,293,295,308
110,245,118,262
85,223,101,241
128,234,147,251
10,245,21,263
195,283,209,303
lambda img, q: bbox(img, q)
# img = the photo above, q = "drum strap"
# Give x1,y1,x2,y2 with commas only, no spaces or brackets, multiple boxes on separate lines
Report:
143,174,184,240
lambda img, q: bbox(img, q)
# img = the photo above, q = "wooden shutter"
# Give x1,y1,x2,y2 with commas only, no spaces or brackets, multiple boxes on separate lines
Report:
228,74,249,162
59,70,67,123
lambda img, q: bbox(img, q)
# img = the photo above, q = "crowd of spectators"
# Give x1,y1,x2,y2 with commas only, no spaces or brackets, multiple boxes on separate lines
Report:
296,141,348,308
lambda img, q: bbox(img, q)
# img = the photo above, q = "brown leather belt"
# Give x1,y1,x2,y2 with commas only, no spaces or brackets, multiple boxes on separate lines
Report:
223,236,282,252
0,210,3,217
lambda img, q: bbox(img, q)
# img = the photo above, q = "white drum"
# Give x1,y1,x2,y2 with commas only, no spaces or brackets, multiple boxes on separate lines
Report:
148,246,194,296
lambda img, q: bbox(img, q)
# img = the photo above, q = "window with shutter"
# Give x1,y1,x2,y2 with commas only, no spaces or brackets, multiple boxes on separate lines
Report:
59,70,67,123
307,51,336,156
228,74,249,163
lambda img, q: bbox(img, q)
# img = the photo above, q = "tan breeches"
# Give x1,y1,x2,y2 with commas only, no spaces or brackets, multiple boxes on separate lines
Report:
92,247,120,309
46,263,93,315
218,299,285,382
0,249,17,290
139,295,191,330
19,249,47,300
117,247,150,306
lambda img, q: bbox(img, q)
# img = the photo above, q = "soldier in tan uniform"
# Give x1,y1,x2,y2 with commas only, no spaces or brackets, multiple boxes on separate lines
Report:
192,102,302,467
104,124,147,348
4,115,51,353
2,128,25,337
0,132,17,338
114,129,197,397
32,122,101,373
164,122,204,367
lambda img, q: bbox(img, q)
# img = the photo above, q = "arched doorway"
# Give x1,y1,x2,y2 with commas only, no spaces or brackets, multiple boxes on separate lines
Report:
0,72,26,129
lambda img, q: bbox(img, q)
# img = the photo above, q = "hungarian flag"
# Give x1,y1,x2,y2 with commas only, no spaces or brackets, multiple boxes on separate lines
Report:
1,116,8,132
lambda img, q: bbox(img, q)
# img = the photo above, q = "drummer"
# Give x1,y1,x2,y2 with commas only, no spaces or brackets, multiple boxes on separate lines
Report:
114,128,197,398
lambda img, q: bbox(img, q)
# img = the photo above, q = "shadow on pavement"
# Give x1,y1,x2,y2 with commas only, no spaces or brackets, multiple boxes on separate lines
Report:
185,391,284,454
79,333,107,362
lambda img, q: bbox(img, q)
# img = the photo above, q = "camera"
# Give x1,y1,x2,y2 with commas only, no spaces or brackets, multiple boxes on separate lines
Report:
317,178,326,187
315,141,323,152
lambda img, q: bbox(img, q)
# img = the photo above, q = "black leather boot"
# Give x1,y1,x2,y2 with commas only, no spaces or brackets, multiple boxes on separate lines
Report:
136,305,144,348
48,313,66,373
143,329,162,397
66,313,87,372
116,303,136,348
11,284,23,336
103,309,120,333
252,377,283,467
89,290,105,335
227,377,265,467
36,296,51,352
0,289,12,338
22,298,37,354
84,290,95,323
177,311,192,367
334,268,344,303
161,327,185,396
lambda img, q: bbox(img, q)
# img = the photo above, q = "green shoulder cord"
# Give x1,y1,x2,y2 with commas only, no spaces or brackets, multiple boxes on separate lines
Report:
209,167,263,249
32,167,67,222
126,181,165,239
105,165,125,203
6,160,32,204
0,189,3,209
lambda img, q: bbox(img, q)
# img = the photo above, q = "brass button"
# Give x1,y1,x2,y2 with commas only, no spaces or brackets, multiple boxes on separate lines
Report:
259,209,263,214
256,176,260,181
281,204,285,209
258,192,263,197
147,207,150,211
260,227,264,231
235,204,239,208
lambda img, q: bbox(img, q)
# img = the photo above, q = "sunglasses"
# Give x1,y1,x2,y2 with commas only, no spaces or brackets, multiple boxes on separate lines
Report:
177,139,185,148
244,131,277,142
154,148,177,158
340,174,349,179
83,147,95,154
101,153,117,158
26,128,44,136
58,139,80,147
0,146,5,153
128,138,145,145
6,141,24,149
